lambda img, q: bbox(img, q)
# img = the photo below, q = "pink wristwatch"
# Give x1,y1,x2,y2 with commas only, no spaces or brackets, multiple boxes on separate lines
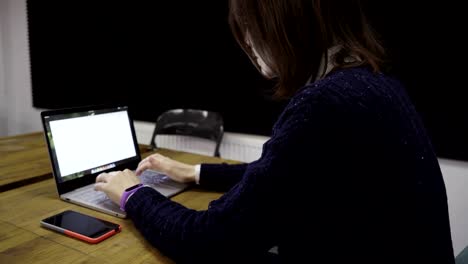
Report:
120,183,144,211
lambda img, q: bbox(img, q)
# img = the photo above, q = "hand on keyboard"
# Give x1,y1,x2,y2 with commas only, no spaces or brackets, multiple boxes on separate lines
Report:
139,170,189,189
136,154,197,183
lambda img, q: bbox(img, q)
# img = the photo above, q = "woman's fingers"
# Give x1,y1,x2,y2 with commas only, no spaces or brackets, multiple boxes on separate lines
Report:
94,182,106,192
95,172,109,183
136,154,166,176
136,160,154,176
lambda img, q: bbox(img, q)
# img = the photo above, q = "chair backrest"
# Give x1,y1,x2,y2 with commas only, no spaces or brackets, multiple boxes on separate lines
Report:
149,109,224,157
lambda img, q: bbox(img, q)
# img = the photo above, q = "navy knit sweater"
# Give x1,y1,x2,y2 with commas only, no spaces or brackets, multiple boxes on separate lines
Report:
126,67,454,263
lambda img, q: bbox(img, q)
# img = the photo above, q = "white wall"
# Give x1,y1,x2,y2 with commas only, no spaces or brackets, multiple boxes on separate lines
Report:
0,0,42,137
439,159,468,255
134,120,268,163
1,0,467,257
0,0,7,136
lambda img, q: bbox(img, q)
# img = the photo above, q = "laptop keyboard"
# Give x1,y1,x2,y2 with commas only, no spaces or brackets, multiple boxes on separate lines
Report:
68,170,186,205
72,185,109,204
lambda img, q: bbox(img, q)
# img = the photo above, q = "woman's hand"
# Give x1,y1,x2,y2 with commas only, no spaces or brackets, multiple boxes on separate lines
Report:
135,154,197,183
94,169,140,204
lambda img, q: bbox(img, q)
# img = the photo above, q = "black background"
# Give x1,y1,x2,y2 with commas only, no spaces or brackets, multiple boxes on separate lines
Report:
365,2,468,161
27,1,285,136
27,1,468,161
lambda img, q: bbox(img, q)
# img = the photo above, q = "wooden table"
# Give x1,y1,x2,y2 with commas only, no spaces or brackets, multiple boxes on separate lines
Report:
0,133,239,263
0,132,151,192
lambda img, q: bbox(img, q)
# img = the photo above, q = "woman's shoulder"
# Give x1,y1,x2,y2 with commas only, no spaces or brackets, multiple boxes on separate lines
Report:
290,66,407,110
273,68,373,132
301,67,402,97
274,66,410,132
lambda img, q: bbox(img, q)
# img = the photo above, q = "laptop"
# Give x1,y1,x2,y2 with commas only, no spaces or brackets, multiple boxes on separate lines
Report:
41,105,188,218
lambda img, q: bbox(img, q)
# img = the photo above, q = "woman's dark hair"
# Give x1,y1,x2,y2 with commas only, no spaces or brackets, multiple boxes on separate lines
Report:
229,0,385,98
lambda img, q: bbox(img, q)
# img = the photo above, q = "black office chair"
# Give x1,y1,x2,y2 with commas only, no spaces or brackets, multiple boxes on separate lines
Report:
149,109,224,157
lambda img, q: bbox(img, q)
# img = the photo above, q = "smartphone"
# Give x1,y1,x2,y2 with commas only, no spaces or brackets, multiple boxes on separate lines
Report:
40,210,121,243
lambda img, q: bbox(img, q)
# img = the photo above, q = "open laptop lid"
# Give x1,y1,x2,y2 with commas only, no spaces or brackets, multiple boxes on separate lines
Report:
41,105,141,195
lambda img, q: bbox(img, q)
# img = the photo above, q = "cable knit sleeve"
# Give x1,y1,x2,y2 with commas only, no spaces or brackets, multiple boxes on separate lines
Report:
125,91,323,263
198,163,248,191
126,68,455,263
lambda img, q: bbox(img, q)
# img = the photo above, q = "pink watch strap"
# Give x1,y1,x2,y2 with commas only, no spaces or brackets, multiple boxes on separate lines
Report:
120,183,144,211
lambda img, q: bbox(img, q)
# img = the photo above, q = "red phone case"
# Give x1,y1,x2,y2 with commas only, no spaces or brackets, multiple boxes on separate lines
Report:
41,212,122,244
64,226,122,243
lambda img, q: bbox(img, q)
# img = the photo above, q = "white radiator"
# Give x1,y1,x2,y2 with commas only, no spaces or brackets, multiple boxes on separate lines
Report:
219,133,267,162
134,121,268,163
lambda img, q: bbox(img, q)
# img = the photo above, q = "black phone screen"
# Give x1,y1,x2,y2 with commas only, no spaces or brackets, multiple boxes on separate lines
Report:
42,210,120,238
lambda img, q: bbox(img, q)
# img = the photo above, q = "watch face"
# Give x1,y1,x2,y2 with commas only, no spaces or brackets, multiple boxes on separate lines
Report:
125,184,141,192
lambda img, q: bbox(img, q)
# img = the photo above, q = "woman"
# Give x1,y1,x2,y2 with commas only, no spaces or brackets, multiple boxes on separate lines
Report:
95,0,455,263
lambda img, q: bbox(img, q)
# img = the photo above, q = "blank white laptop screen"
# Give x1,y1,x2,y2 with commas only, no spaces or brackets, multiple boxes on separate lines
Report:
48,110,136,179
